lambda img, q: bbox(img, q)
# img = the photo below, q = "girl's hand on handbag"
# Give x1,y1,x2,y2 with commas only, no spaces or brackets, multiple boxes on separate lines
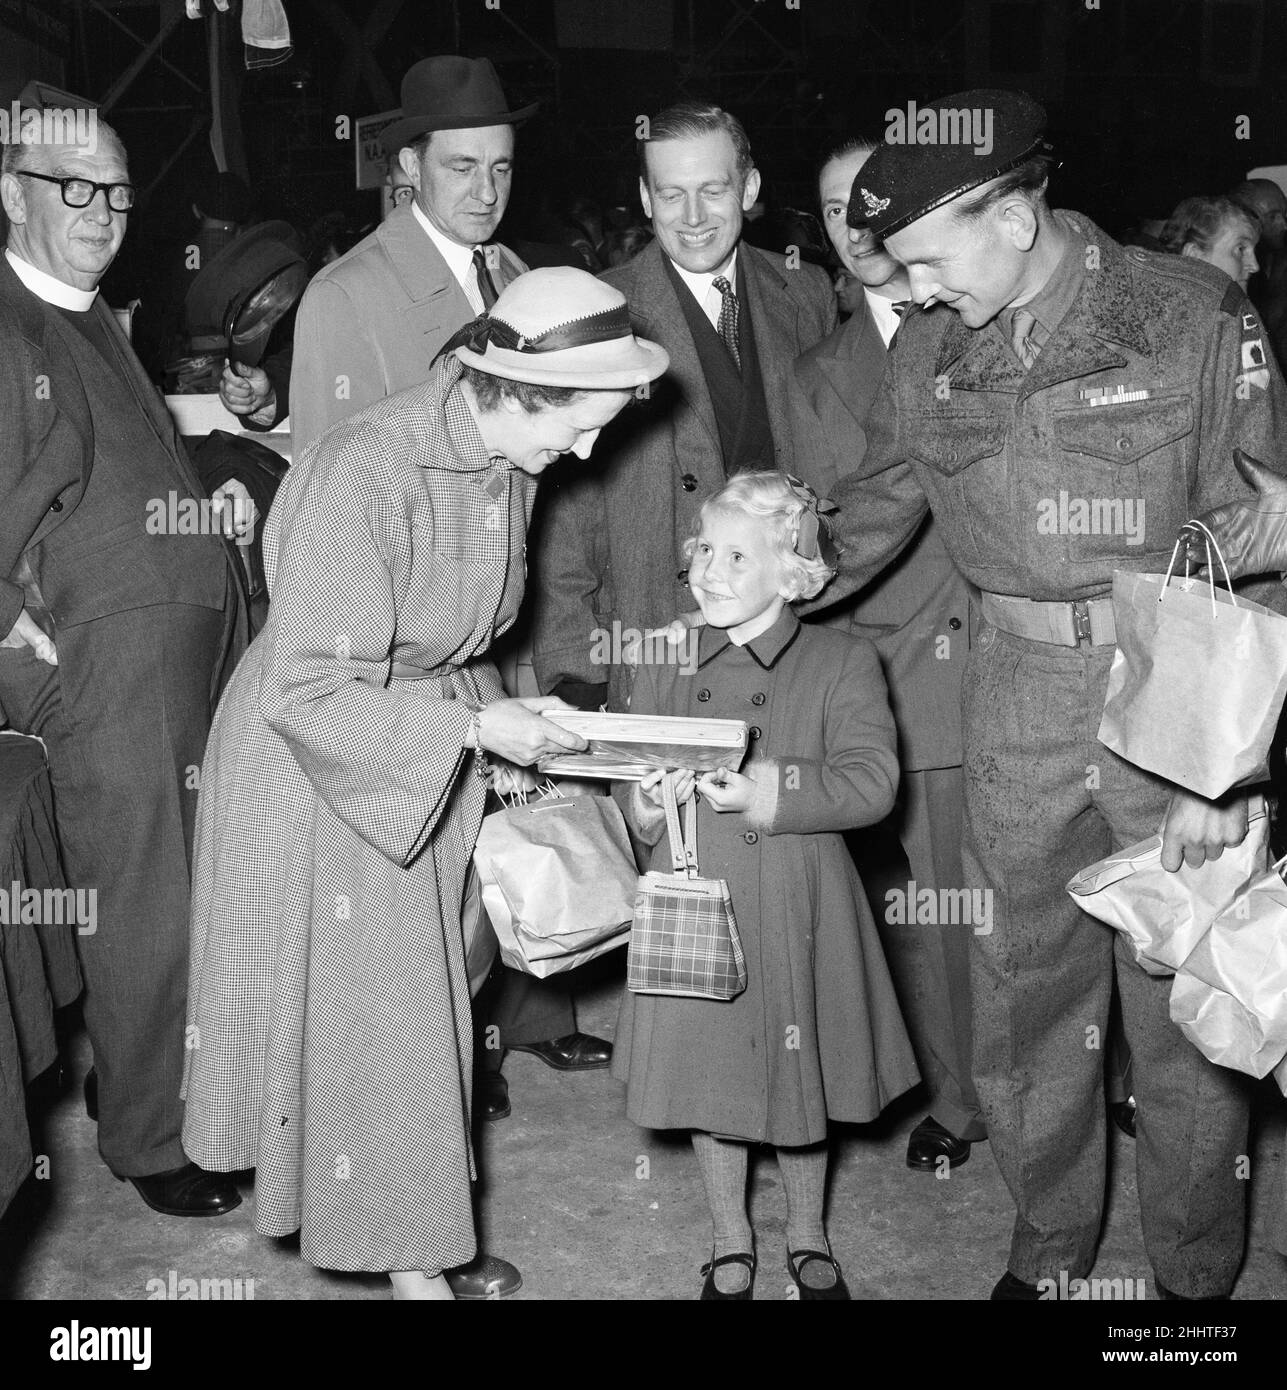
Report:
639,767,696,806
697,769,754,813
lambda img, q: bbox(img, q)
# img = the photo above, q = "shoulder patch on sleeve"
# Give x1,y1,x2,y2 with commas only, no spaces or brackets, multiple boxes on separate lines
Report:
1219,280,1245,317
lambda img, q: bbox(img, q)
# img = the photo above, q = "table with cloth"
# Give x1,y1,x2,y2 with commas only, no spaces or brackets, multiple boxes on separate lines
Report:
0,732,82,1216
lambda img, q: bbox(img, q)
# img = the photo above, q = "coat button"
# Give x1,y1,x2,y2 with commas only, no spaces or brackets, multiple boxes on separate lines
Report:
949,617,961,631
749,726,761,740
50,498,63,512
743,830,758,844
1116,436,1132,452
750,692,766,706
680,473,698,492
697,688,711,702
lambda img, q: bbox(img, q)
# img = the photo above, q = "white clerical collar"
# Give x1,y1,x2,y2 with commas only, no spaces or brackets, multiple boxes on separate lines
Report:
5,249,98,310
412,200,479,294
671,248,739,306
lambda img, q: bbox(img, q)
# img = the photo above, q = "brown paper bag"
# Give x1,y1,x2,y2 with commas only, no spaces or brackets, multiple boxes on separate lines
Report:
1066,800,1269,975
1168,855,1287,1079
473,786,637,977
1098,559,1287,798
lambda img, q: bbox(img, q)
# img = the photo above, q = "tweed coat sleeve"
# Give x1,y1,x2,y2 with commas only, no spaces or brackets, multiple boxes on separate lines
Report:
256,441,474,869
748,635,899,836
797,346,931,617
289,275,386,455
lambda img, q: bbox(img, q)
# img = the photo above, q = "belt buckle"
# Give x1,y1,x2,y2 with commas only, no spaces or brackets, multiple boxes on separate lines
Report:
1071,599,1093,647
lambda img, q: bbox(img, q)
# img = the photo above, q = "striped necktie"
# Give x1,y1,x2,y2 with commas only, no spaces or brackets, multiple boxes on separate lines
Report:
713,275,741,370
472,246,499,310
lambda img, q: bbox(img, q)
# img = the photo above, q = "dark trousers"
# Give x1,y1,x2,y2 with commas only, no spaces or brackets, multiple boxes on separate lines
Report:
864,764,987,1142
0,604,225,1176
474,966,576,1075
964,623,1249,1295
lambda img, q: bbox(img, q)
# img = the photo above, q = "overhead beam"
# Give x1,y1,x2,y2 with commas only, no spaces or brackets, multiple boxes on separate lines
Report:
98,10,184,114
85,0,204,96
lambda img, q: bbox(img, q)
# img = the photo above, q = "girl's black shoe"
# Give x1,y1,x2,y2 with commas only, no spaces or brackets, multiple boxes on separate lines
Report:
787,1249,850,1300
699,1250,756,1300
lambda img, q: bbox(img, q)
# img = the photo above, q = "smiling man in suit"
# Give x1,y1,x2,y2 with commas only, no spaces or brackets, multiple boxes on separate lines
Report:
288,56,532,451
0,115,251,1218
788,136,985,1177
532,101,836,713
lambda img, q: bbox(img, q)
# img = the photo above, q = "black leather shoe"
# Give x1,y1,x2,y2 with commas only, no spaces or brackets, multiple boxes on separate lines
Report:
787,1248,850,1300
906,1115,971,1171
699,1251,756,1300
507,1031,612,1071
1110,1096,1137,1139
126,1163,242,1217
1155,1280,1230,1301
475,1071,511,1123
446,1253,522,1299
84,1067,98,1122
990,1270,1044,1300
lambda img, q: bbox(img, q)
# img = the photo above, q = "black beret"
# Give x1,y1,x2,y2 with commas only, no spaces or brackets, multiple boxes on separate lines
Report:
847,88,1053,240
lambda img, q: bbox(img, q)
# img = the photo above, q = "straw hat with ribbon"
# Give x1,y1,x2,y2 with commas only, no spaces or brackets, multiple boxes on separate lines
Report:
446,266,669,390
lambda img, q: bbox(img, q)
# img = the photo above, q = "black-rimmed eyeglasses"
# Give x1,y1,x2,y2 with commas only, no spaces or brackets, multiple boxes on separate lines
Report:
14,171,135,212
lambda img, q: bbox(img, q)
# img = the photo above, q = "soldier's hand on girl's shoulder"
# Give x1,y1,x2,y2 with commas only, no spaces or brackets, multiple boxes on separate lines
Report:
697,769,754,813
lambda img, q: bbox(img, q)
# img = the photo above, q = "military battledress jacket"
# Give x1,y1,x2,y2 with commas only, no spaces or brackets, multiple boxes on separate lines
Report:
814,212,1287,607
182,356,535,1273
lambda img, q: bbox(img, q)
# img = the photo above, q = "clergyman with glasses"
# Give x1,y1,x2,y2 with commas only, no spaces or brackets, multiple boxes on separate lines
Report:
0,113,256,1219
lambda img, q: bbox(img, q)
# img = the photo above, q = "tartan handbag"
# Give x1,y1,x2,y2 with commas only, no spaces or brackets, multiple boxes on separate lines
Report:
627,771,747,1001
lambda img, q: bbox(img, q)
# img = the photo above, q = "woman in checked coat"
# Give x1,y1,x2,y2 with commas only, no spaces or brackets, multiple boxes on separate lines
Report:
180,269,667,1300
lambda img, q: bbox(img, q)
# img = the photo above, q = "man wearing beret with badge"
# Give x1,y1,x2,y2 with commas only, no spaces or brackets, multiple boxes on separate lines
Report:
807,88,1287,1299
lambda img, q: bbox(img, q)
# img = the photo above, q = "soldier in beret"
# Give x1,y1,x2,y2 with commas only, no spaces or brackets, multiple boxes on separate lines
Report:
805,88,1287,1299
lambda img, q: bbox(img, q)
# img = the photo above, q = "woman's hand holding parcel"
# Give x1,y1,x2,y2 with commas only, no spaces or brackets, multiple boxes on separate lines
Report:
476,696,588,766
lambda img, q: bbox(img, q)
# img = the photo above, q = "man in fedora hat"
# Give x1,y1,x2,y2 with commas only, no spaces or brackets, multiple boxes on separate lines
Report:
288,57,612,1290
805,88,1287,1300
288,55,533,452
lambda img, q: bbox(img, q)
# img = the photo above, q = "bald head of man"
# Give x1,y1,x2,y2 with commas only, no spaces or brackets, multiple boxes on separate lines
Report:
0,117,131,290
1230,178,1286,253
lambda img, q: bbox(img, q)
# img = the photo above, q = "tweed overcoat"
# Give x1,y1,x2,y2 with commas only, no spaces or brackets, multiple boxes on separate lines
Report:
612,610,920,1145
530,240,837,711
182,356,536,1273
289,203,526,451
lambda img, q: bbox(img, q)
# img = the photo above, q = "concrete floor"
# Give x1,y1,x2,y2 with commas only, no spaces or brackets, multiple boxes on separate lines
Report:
2,956,1285,1302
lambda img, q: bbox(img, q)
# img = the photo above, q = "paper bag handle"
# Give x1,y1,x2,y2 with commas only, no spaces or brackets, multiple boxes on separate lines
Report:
1166,519,1236,615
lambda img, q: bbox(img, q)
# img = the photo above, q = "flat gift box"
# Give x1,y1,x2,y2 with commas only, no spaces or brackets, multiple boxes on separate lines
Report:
537,712,749,782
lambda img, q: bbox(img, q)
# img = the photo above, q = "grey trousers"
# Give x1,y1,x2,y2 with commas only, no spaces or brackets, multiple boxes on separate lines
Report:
963,622,1250,1295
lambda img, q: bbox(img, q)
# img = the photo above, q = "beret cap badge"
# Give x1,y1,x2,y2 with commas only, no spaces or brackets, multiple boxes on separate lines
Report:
860,187,891,216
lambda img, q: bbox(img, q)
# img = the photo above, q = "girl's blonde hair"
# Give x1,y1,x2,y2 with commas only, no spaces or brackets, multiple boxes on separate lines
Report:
682,470,837,601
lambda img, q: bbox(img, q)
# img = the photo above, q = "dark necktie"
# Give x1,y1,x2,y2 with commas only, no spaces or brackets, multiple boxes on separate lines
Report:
713,275,741,370
1010,307,1041,369
472,246,499,310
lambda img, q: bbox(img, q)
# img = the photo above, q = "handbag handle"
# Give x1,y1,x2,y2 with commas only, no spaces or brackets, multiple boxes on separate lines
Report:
1166,519,1236,616
661,771,699,877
